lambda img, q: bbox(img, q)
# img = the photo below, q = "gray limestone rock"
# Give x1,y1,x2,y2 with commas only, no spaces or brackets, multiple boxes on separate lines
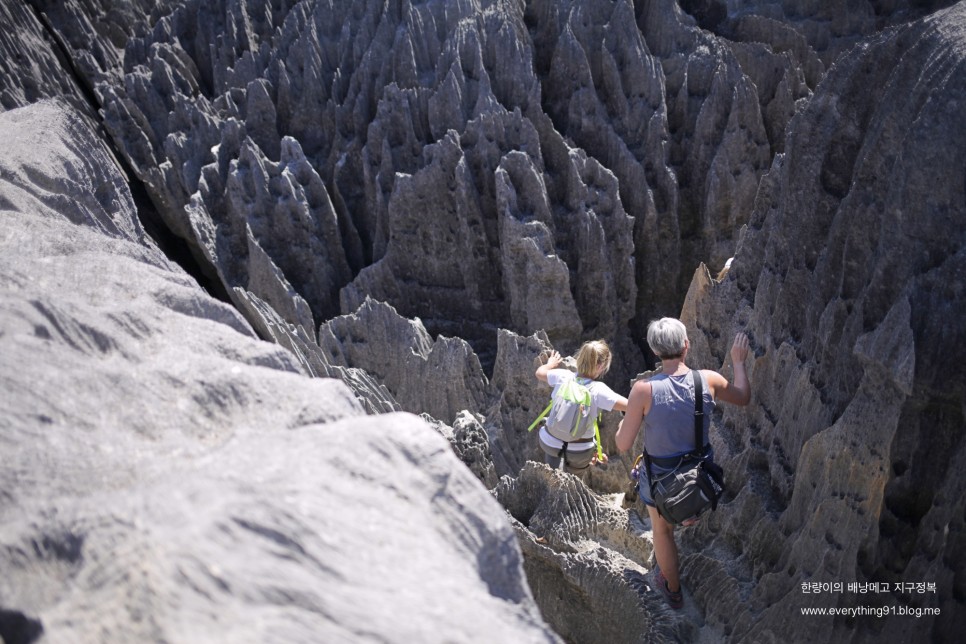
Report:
636,0,773,283
486,328,558,478
343,100,639,367
727,13,826,92
318,297,489,426
7,1,966,642
191,133,354,325
0,1,97,118
77,0,633,380
0,101,557,644
530,0,685,320
26,0,954,364
678,5,966,641
228,286,401,415
712,0,955,69
494,462,693,643
422,411,499,490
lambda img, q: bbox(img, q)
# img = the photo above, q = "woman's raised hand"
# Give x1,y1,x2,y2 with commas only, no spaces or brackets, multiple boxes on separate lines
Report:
730,332,750,364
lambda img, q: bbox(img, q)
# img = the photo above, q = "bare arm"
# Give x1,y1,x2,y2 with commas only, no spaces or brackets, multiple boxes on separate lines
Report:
707,332,751,406
615,379,651,452
611,396,628,413
535,350,562,383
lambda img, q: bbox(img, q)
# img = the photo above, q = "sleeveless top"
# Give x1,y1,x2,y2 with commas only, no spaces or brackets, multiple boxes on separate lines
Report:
643,370,715,458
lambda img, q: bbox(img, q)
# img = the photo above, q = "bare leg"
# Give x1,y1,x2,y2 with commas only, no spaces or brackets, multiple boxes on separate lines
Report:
647,505,681,592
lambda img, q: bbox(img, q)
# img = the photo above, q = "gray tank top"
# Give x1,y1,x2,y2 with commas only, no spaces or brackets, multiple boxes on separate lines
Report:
643,370,715,457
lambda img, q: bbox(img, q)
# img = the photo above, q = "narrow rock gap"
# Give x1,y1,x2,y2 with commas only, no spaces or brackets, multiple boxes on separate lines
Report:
25,0,101,117
26,0,233,306
679,0,728,32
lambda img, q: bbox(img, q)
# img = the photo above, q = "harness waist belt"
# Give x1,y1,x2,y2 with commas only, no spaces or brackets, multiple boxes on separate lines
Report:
648,445,711,468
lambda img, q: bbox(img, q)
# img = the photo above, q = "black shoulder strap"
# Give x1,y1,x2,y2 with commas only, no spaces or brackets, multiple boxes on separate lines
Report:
643,370,706,492
692,370,704,453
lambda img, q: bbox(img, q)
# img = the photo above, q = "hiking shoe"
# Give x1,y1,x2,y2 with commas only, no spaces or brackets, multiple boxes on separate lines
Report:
656,570,684,609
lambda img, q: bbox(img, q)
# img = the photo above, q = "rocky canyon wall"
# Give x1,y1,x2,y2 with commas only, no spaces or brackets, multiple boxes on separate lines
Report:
2,0,964,642
0,101,555,643
678,4,966,641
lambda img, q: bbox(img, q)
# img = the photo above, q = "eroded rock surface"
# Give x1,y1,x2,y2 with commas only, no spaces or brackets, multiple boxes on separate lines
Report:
0,1,97,118
0,101,556,644
677,5,966,641
318,297,488,425
17,0,802,382
495,462,693,643
4,1,966,643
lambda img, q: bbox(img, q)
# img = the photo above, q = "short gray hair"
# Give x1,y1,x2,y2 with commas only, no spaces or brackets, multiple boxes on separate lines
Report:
647,318,687,359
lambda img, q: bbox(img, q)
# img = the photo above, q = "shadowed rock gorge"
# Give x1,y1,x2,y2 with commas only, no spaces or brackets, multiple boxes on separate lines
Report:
1,0,964,642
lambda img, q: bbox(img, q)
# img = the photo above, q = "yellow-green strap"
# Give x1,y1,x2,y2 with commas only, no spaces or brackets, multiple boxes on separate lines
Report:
593,416,604,460
527,400,553,432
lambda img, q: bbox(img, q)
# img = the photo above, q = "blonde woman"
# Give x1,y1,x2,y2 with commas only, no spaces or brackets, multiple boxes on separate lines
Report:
535,340,628,474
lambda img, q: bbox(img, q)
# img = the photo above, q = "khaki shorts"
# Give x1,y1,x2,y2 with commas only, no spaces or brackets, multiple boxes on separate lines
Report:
539,435,595,472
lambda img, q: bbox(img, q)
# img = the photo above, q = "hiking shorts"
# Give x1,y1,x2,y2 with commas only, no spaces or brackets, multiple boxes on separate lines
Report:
637,461,676,507
538,431,595,472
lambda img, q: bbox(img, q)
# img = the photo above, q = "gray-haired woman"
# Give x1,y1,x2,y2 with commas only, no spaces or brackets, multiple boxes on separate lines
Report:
616,318,751,609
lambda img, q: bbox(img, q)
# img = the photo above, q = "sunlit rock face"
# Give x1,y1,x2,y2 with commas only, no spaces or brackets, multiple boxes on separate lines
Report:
16,0,818,386
679,4,966,641
80,0,638,377
3,0,965,642
0,100,556,644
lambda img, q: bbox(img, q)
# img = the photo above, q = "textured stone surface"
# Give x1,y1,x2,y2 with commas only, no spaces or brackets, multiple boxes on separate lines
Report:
712,0,958,68
676,5,966,641
0,101,556,644
0,1,96,117
634,0,774,290
318,297,488,425
32,0,773,379
494,462,696,643
5,1,966,642
425,410,499,489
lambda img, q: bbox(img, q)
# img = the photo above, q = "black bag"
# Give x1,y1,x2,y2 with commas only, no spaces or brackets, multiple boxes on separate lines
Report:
645,371,725,525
